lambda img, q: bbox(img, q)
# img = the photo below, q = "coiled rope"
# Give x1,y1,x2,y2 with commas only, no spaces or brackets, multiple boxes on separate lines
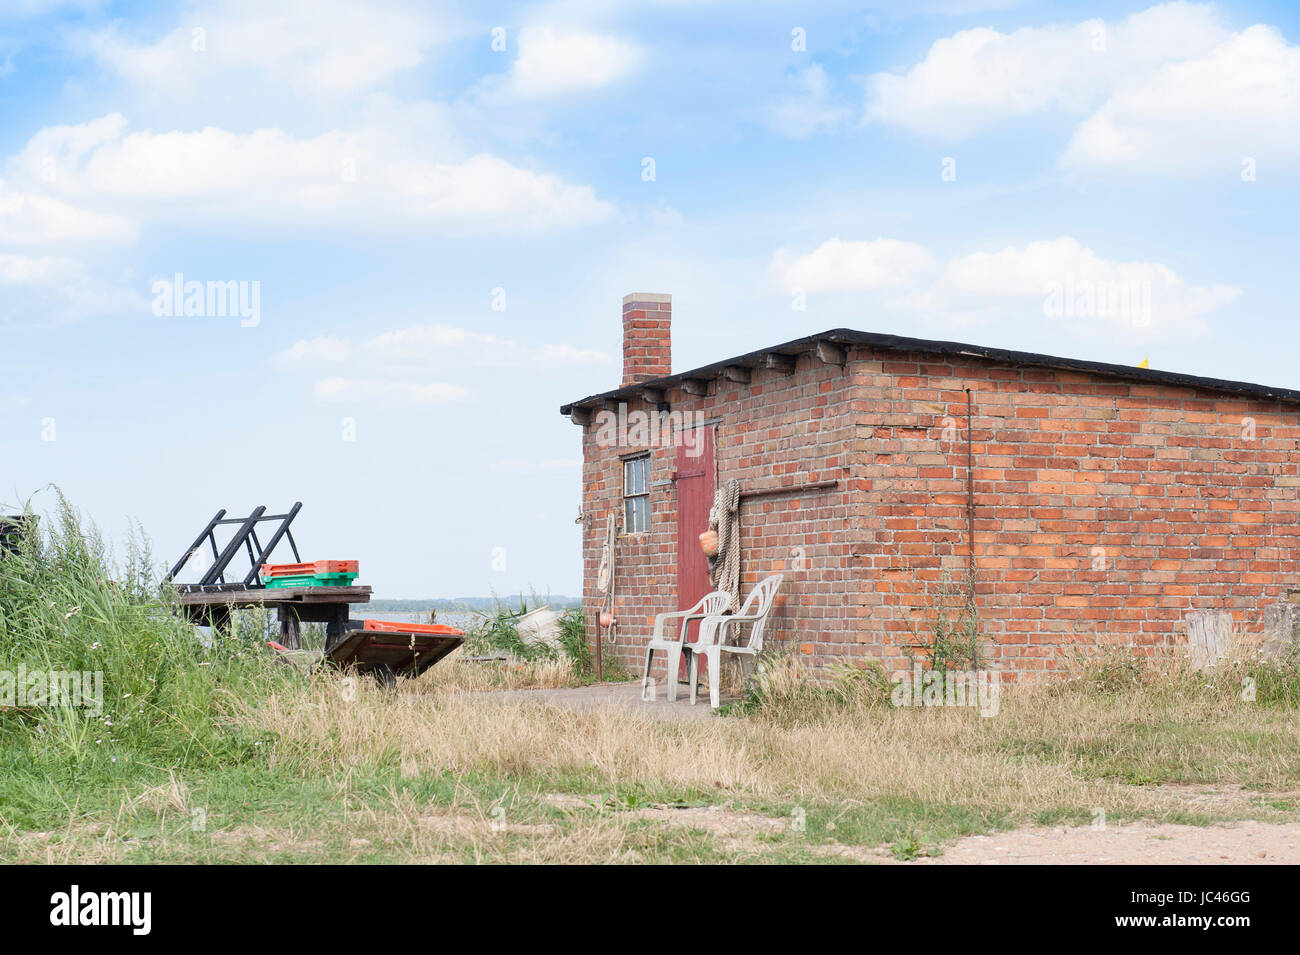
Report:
708,479,741,612
595,511,617,643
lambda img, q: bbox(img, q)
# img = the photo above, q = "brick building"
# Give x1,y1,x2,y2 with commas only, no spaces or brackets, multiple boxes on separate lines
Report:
560,293,1300,682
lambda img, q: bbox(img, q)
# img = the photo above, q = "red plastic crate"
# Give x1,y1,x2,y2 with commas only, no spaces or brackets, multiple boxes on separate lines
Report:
362,619,465,636
262,560,359,577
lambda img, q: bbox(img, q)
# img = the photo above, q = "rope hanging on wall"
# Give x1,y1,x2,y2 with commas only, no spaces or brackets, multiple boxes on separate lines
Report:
708,479,742,612
596,510,618,643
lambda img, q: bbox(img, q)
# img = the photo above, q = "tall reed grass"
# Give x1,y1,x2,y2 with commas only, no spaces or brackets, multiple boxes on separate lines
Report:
0,493,289,818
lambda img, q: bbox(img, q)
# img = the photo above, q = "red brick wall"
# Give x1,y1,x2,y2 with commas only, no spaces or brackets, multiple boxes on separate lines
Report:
580,351,858,682
856,347,1300,679
577,344,1300,681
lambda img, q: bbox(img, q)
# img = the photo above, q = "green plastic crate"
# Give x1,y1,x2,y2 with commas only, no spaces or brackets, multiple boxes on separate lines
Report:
264,571,358,589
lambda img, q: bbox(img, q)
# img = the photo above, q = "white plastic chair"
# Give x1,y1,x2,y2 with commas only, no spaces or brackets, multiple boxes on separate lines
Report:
689,574,783,708
642,590,732,702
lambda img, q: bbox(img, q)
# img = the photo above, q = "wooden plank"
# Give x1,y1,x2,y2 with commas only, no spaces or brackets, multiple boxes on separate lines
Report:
325,628,464,679
278,608,301,651
1186,610,1233,669
325,604,349,652
176,585,371,607
284,589,373,605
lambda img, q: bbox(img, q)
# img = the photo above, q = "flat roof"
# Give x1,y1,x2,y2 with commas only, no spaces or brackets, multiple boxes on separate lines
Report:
559,328,1300,414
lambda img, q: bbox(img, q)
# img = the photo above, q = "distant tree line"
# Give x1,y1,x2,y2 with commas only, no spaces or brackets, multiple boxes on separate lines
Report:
364,595,582,613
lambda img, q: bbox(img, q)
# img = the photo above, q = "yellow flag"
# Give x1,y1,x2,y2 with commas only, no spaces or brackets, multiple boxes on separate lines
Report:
1137,356,1149,369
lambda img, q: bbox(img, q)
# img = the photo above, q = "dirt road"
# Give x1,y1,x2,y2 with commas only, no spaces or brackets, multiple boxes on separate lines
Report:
894,820,1300,865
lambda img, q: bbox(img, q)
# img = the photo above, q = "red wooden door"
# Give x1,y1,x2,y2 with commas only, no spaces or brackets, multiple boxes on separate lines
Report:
676,425,715,681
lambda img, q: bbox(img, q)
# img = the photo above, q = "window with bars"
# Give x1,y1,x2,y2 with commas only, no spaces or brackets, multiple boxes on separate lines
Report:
622,454,651,534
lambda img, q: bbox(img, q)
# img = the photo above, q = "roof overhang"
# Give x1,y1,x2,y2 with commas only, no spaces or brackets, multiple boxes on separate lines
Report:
560,328,1300,417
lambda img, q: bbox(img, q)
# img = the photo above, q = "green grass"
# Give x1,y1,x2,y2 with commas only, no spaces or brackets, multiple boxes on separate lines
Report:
459,599,631,685
5,758,1001,864
6,494,1300,864
0,494,295,831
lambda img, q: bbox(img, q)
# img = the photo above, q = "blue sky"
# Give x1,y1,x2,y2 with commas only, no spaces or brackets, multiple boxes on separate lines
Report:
1,0,1298,597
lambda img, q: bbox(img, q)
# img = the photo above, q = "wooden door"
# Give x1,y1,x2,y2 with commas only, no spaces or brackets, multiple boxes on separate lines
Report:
675,425,715,680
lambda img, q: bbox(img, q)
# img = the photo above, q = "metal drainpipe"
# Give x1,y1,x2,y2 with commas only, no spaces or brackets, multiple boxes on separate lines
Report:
966,388,976,595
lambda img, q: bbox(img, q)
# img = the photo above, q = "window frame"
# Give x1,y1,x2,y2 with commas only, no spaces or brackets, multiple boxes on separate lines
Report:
621,453,651,535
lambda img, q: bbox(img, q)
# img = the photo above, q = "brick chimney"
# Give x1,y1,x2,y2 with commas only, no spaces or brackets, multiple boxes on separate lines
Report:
621,292,671,386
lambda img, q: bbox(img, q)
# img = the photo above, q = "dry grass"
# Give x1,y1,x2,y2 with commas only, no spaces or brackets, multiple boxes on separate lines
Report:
411,647,580,693
12,647,1300,864
121,771,190,818
234,651,1300,828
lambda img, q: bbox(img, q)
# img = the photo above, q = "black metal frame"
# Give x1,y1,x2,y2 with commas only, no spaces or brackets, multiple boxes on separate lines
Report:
165,503,303,589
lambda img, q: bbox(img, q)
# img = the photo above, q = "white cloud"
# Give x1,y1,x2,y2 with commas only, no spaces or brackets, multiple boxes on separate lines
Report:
935,237,1240,333
769,235,1238,337
493,26,642,100
0,179,136,244
864,3,1300,175
766,64,851,138
865,4,1227,138
770,238,936,294
6,114,617,234
0,252,144,324
278,323,611,405
644,200,684,227
80,0,443,99
1062,25,1300,174
0,251,77,284
274,335,351,367
312,377,471,406
364,325,612,369
277,324,612,374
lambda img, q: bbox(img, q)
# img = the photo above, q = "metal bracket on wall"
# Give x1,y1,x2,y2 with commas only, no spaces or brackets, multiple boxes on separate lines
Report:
738,480,839,502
